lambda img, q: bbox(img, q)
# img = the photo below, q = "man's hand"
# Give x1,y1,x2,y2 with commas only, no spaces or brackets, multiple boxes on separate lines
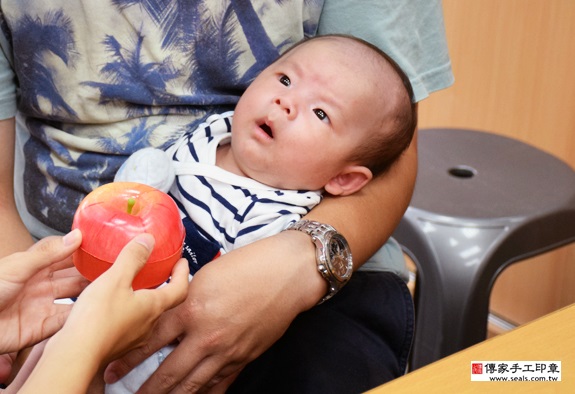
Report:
104,231,322,393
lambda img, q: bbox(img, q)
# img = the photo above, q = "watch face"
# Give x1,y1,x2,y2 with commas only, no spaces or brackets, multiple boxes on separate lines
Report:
328,234,352,279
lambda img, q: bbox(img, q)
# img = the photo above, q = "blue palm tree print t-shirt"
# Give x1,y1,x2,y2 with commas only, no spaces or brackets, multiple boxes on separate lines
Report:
0,0,323,234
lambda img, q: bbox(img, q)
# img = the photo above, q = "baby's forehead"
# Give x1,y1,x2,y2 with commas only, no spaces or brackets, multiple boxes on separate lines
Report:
292,38,393,82
306,38,408,105
285,36,368,61
280,38,379,76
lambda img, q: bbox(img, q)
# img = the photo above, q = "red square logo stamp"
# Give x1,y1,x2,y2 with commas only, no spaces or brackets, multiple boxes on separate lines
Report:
472,363,483,374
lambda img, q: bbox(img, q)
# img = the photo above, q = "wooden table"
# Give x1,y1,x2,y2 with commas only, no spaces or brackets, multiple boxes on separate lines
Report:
368,304,575,393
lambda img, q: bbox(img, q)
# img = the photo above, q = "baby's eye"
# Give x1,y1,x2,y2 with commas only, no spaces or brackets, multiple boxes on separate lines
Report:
313,108,329,122
279,75,291,86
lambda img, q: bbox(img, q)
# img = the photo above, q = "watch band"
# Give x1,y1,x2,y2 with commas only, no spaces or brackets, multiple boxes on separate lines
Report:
284,220,353,304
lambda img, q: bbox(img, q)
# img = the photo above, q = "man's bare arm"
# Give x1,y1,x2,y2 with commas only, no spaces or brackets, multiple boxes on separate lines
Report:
0,117,34,258
306,129,418,266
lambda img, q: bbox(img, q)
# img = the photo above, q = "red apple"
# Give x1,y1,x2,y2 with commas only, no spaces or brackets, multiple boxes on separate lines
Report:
72,182,185,290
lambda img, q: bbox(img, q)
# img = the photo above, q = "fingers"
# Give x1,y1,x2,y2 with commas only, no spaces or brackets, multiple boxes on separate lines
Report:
100,236,188,310
0,353,13,384
155,258,189,309
138,338,204,393
30,228,82,259
51,267,90,299
5,229,82,280
33,308,72,347
139,346,241,394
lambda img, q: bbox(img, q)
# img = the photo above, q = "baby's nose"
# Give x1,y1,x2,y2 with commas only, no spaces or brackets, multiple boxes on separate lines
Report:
274,97,296,118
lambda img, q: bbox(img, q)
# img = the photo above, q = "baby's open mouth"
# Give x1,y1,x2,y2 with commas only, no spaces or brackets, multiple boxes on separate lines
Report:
259,123,273,138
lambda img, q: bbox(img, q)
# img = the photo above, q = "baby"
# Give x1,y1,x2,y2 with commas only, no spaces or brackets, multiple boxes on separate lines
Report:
109,33,416,392
116,33,416,274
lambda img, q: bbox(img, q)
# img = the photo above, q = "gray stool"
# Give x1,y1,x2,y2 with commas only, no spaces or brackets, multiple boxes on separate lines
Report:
393,128,575,370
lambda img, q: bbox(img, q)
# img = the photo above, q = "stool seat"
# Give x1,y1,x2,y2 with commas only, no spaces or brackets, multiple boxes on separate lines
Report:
393,128,575,370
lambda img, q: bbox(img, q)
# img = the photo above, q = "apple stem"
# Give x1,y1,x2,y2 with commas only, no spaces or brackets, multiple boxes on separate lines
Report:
127,197,136,215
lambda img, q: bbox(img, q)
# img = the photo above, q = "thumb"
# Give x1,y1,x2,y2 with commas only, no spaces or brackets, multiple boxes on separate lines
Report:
14,229,83,279
102,233,155,286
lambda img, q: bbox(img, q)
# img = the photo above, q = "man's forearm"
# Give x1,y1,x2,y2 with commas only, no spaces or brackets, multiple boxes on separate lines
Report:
0,117,34,258
0,210,34,258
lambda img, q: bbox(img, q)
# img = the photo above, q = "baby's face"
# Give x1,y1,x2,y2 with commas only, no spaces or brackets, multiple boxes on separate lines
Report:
230,37,387,191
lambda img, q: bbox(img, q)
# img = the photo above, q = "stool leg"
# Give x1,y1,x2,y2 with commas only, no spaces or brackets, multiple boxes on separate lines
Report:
395,218,509,369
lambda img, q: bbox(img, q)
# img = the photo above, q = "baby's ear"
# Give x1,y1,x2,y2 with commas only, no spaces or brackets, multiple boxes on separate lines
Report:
324,165,373,196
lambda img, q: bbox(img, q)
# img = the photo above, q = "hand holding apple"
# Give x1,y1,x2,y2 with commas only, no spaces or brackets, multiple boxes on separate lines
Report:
72,182,185,289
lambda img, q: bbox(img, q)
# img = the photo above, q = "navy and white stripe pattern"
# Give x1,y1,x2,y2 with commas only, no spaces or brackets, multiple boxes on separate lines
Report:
166,112,322,267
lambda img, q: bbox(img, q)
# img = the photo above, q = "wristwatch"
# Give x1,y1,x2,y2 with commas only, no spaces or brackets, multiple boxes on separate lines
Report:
284,220,353,304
